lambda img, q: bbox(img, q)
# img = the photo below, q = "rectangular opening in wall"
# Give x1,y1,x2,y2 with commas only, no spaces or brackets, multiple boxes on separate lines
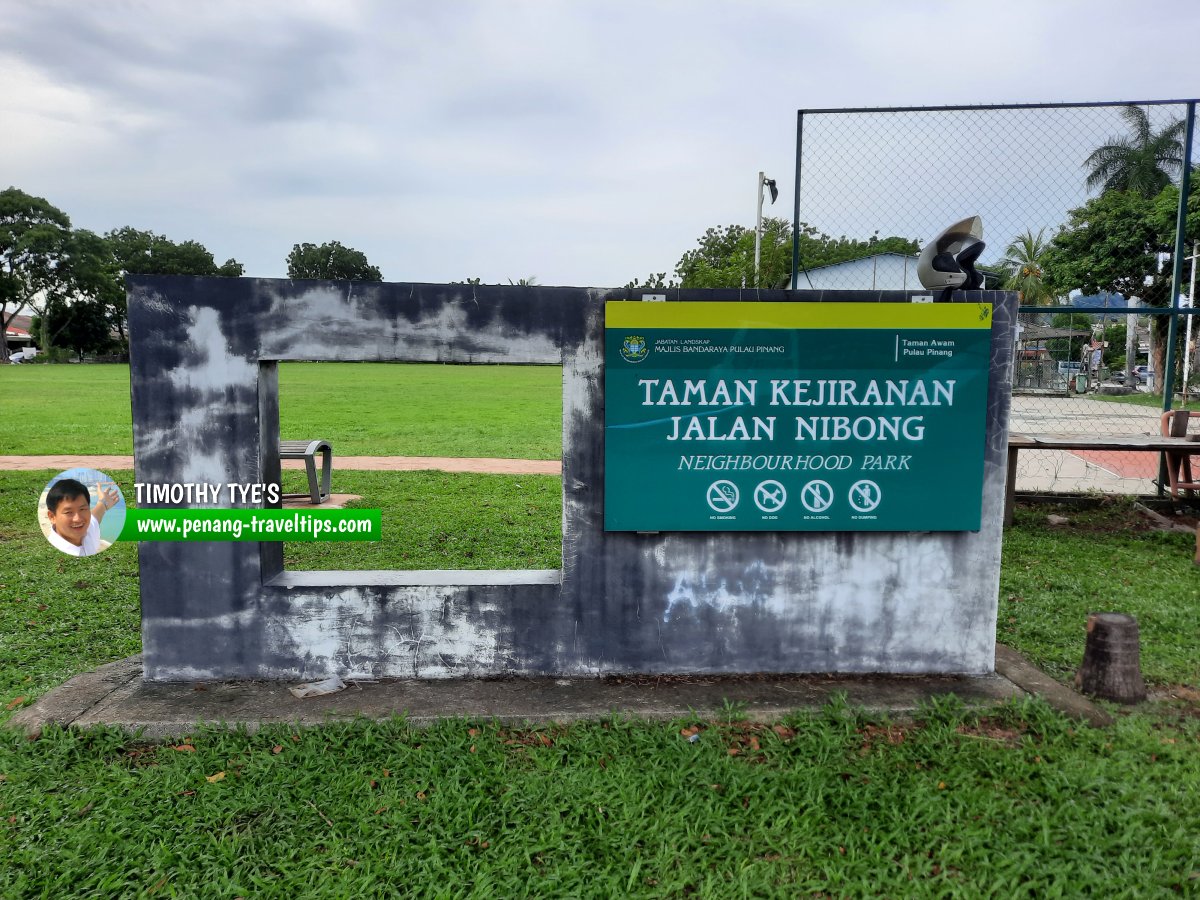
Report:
271,361,563,573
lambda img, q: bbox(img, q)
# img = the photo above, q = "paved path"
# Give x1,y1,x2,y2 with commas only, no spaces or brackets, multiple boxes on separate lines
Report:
1008,396,1173,496
0,456,562,475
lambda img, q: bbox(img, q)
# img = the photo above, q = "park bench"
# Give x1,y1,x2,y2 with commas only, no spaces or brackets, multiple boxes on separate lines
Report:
1160,410,1200,499
279,439,333,504
1005,430,1199,526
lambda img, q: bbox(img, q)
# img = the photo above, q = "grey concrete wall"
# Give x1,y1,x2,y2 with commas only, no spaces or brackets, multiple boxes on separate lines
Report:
127,278,1015,680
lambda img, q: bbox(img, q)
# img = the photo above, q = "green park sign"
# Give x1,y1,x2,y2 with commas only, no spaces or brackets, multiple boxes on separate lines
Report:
604,301,994,532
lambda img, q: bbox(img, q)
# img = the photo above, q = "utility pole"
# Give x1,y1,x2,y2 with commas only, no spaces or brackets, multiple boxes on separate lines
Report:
754,172,778,288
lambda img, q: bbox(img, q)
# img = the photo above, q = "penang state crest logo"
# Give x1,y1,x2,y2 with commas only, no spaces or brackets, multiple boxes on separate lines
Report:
620,335,649,363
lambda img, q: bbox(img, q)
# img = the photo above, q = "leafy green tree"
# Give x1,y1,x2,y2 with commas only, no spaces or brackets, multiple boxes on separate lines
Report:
1084,105,1186,198
0,187,72,359
1044,191,1164,303
107,227,243,278
1045,311,1094,363
508,276,538,286
286,241,382,281
623,272,674,291
59,229,124,350
103,227,242,343
34,295,115,360
1044,190,1173,388
1101,320,1128,371
1000,228,1056,305
1150,165,1200,250
673,217,918,289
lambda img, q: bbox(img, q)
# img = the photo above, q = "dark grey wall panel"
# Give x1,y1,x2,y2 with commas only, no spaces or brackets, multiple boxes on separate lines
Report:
127,277,1015,680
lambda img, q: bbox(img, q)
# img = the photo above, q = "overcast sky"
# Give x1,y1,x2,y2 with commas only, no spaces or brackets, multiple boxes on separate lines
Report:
2,0,1198,287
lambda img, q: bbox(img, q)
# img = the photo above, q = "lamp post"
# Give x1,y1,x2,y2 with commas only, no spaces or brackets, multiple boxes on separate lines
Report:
754,172,778,288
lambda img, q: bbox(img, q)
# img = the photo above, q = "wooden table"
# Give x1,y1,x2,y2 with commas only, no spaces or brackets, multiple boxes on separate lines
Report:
1005,432,1199,525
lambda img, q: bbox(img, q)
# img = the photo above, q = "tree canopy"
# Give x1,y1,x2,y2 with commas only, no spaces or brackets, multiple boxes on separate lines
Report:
1043,189,1170,307
668,217,919,290
107,227,243,278
1043,172,1200,392
0,190,247,356
286,241,382,281
1084,105,1186,198
0,187,73,357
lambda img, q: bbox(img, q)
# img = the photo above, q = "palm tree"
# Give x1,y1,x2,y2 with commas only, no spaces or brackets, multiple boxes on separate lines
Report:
1084,104,1186,198
1001,228,1055,305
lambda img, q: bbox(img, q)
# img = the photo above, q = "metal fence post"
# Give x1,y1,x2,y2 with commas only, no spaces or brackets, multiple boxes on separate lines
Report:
791,110,804,290
1163,101,1196,413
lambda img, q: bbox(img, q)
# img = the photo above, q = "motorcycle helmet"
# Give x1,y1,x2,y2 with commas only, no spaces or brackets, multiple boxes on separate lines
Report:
918,215,985,300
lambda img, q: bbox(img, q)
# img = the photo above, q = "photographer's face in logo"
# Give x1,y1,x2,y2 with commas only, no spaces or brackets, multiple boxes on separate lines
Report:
47,489,94,546
39,469,125,557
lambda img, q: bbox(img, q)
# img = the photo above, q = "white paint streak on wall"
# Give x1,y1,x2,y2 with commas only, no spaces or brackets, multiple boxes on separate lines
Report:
171,307,257,390
657,536,990,671
257,286,560,362
269,588,507,679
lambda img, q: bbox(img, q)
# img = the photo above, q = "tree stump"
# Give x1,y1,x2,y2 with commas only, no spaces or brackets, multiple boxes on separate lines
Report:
1075,613,1146,703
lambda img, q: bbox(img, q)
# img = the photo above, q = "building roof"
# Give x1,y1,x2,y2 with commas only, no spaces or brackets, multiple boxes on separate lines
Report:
801,251,917,273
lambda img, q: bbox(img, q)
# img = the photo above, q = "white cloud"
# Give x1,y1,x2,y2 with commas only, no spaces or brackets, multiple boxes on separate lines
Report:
1,0,1196,284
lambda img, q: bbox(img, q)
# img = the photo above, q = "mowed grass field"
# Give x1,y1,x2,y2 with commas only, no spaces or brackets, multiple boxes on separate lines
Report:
3,365,1200,895
0,363,563,458
2,477,1199,896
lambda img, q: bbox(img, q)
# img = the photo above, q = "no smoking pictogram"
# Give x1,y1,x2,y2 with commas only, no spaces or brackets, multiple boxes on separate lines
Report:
799,480,834,512
848,480,882,512
706,480,740,513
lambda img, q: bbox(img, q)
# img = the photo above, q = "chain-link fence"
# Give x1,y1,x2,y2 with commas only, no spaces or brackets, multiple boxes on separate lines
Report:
793,100,1199,497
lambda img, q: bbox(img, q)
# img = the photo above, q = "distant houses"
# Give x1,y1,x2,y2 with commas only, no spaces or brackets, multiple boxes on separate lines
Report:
3,313,35,356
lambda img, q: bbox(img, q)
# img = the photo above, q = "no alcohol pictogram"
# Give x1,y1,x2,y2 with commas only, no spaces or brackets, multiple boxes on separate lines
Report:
799,480,834,513
848,480,882,512
706,480,740,513
753,480,787,512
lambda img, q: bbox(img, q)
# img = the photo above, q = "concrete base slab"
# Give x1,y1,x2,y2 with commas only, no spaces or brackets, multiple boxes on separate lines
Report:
281,493,361,510
4,653,1075,741
994,643,1113,727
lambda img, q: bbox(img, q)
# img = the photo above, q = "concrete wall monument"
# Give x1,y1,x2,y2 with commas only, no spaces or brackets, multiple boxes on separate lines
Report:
127,277,1015,681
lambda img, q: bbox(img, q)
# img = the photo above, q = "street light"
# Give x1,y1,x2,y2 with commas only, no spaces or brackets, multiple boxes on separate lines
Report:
754,172,778,288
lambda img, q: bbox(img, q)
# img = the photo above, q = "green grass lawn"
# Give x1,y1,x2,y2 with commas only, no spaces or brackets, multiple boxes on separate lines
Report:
0,363,563,458
999,501,1199,685
2,701,1197,897
282,470,562,570
1090,389,1199,410
3,469,1200,896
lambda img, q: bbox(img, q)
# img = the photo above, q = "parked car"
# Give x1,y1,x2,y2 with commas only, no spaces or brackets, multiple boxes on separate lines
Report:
1134,365,1154,384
